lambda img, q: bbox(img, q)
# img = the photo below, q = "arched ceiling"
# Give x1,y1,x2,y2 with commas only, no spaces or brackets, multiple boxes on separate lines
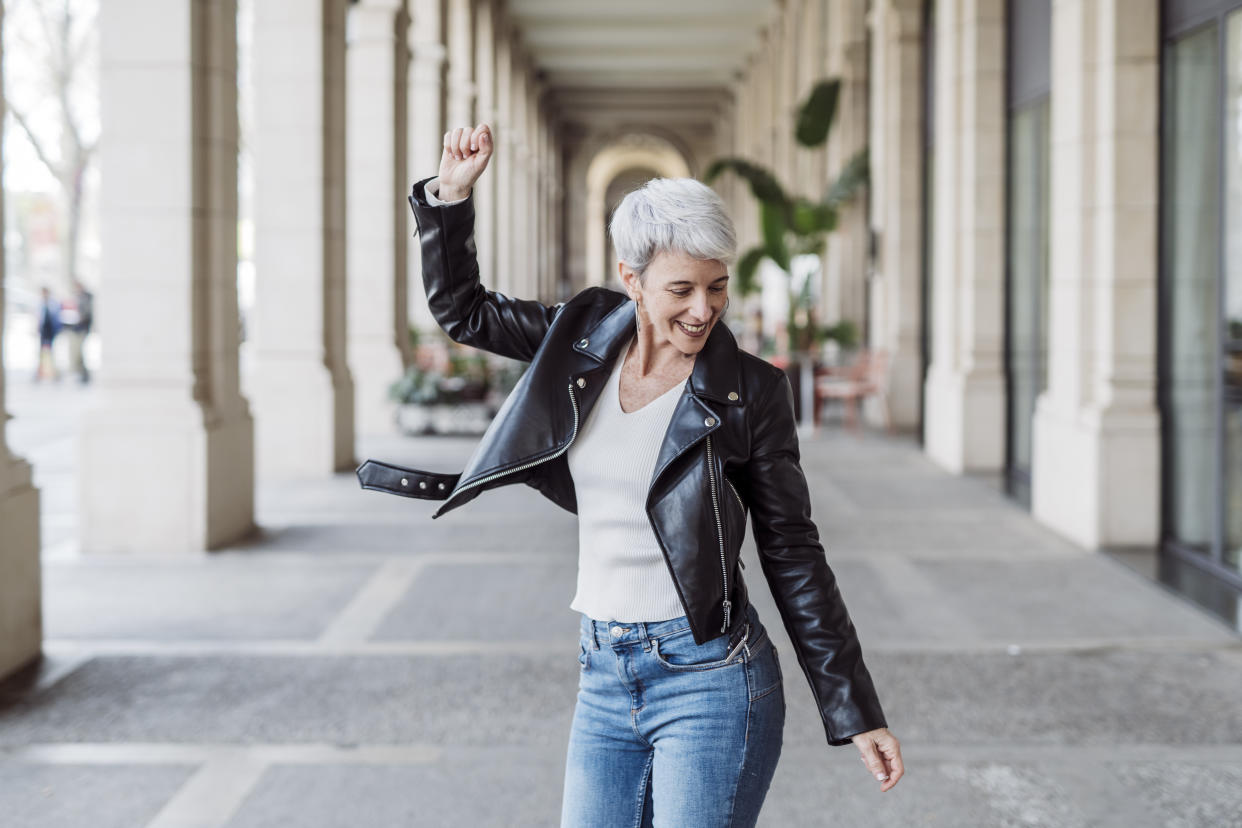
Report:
508,0,780,129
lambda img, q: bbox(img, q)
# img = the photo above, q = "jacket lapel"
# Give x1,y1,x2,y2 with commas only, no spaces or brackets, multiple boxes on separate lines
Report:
565,296,638,422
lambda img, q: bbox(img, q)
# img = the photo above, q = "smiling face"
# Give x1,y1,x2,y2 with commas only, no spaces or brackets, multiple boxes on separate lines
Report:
621,249,729,357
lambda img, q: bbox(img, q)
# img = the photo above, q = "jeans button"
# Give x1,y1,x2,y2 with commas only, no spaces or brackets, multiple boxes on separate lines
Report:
611,627,623,637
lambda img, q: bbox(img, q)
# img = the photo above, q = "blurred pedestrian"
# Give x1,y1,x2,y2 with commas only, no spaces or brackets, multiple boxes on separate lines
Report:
66,279,94,383
359,123,904,826
35,287,62,382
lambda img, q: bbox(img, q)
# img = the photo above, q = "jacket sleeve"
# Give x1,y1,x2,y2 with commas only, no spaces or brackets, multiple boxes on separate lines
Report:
744,370,887,747
409,176,560,362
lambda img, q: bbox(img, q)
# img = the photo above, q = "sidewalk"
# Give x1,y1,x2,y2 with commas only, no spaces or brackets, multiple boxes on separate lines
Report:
1,374,1240,827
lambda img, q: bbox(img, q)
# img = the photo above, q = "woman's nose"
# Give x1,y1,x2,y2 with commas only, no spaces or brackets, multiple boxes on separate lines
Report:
689,293,711,320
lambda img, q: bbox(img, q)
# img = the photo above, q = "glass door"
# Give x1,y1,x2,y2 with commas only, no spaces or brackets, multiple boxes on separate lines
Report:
1004,0,1051,507
1222,10,1242,578
1160,1,1242,625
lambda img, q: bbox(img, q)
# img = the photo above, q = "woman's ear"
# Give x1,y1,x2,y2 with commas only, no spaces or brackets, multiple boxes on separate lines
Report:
618,262,641,301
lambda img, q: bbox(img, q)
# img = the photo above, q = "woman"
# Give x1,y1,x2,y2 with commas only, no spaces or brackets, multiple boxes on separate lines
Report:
358,123,904,826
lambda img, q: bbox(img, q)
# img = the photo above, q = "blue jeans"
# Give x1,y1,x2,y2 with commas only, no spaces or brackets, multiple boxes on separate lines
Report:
560,603,785,827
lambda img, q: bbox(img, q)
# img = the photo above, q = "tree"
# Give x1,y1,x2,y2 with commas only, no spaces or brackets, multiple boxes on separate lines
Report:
3,0,99,290
704,79,868,354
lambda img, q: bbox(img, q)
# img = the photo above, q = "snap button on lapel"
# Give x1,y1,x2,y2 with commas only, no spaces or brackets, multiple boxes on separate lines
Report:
704,417,716,427
578,338,589,347
728,392,739,401
576,377,586,388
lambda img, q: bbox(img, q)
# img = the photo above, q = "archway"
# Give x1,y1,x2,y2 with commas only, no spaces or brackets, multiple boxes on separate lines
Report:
584,135,691,288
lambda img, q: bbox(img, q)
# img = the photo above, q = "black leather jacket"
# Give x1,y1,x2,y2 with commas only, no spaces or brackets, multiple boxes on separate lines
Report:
357,177,887,746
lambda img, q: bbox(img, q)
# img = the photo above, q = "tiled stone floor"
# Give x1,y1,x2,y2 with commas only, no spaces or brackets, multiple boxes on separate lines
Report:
2,375,1239,827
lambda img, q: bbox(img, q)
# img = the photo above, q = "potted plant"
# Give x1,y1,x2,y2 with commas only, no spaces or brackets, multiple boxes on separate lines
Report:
705,78,869,428
389,335,515,436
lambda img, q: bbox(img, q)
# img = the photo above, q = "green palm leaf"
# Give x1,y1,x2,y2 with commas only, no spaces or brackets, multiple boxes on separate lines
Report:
734,246,768,297
795,79,840,147
791,198,837,236
703,158,789,209
823,148,869,208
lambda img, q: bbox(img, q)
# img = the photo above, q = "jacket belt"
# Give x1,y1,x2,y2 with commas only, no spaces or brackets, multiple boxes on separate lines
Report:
356,460,460,501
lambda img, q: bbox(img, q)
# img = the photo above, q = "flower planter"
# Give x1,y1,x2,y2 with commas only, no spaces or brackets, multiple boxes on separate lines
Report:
395,402,494,436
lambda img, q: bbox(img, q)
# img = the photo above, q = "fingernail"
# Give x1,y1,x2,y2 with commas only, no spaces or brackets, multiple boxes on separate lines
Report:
470,144,477,151
875,773,887,781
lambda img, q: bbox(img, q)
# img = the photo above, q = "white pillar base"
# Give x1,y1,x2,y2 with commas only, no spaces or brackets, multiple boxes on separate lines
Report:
885,346,923,430
1032,396,1160,549
0,460,41,678
251,361,355,480
80,397,255,554
923,363,1005,473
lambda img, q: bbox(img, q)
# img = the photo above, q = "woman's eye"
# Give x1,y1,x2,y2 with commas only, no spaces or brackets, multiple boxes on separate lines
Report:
710,287,725,294
670,290,690,297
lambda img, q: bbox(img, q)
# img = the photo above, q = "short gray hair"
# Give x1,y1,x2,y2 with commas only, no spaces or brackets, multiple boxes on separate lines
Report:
609,177,737,279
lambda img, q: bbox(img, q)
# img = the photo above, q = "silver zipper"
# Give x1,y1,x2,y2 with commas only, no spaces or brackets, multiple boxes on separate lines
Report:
438,381,581,510
705,434,730,632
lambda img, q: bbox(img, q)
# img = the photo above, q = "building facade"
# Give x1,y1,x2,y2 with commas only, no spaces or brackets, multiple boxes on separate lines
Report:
1,0,1239,681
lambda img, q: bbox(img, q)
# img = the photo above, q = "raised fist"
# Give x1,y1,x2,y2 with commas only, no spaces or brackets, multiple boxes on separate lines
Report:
438,123,493,201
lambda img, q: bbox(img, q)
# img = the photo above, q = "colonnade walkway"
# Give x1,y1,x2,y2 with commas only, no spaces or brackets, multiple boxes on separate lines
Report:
1,375,1240,827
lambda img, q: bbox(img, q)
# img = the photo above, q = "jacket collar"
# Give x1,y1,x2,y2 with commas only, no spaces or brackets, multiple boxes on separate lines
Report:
572,293,745,407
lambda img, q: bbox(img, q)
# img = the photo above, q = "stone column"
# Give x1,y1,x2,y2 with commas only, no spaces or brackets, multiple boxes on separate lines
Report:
733,58,760,253
1031,0,1161,548
868,0,925,430
84,0,255,553
524,72,540,300
550,123,564,297
924,0,1008,471
473,0,497,283
509,46,531,298
537,108,551,300
0,1,42,679
407,0,447,330
346,0,410,435
824,0,870,345
493,15,514,296
797,0,827,191
775,1,799,186
922,0,1006,472
250,0,354,479
746,32,772,175
446,0,475,127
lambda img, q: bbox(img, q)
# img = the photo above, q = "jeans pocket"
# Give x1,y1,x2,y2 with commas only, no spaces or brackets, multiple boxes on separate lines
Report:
746,638,783,702
652,628,740,673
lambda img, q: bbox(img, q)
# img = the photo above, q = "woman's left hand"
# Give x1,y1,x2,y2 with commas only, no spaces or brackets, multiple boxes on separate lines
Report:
851,727,904,792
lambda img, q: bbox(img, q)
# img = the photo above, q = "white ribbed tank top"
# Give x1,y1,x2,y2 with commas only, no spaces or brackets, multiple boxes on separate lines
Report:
566,335,687,622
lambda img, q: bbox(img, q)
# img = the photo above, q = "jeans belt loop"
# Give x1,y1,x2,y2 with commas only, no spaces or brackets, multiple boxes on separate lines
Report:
638,622,652,652
590,621,600,650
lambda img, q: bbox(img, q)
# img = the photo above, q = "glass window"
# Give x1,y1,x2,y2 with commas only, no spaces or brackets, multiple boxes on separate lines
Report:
1227,9,1242,349
1006,100,1050,489
1225,9,1242,573
1227,404,1242,572
1162,23,1221,552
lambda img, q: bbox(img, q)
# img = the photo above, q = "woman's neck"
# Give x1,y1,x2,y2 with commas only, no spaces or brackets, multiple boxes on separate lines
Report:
627,328,696,379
